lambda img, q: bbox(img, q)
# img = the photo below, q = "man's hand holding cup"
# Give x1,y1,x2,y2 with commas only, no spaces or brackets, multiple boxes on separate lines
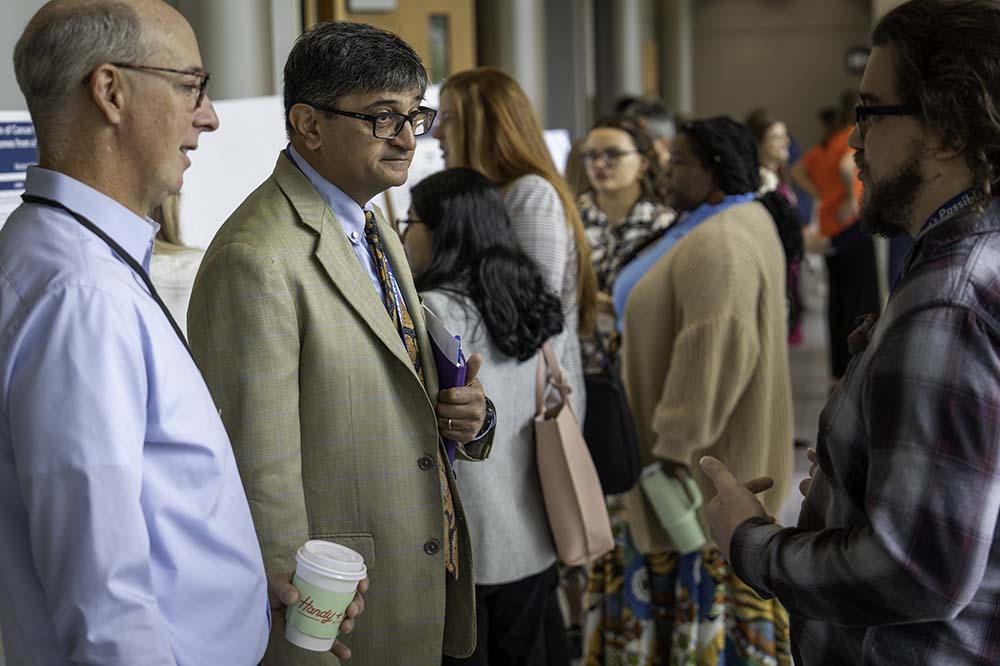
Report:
271,541,369,659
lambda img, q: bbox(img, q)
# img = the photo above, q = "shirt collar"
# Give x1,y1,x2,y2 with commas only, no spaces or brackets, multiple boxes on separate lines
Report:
23,166,158,270
286,144,372,237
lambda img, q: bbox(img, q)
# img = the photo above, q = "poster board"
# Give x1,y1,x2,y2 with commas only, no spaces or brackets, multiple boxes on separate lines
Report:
0,96,575,248
178,96,289,249
179,90,574,250
0,110,37,230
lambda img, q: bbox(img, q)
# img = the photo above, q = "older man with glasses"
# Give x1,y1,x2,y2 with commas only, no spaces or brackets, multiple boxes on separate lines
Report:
188,20,496,666
0,1,345,664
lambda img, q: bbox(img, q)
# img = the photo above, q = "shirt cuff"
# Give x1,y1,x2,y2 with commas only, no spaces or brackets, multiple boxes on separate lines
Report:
730,516,780,600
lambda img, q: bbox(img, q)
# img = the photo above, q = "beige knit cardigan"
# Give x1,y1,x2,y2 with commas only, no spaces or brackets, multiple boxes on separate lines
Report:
619,200,794,554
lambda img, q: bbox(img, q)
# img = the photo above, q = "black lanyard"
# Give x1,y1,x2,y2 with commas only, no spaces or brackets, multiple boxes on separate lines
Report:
21,194,194,360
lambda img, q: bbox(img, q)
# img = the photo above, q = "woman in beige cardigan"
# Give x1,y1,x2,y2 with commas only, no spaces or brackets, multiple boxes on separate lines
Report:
586,117,799,665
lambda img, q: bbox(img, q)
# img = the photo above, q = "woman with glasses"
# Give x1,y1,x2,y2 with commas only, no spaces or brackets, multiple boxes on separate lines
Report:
586,117,796,665
573,114,675,659
403,167,566,666
578,115,674,370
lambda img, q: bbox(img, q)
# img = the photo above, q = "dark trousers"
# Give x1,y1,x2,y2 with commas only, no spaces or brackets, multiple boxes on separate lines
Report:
825,232,880,378
443,564,561,666
544,568,571,666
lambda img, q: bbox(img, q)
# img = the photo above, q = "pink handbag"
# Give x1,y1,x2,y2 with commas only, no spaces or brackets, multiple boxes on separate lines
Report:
534,342,615,566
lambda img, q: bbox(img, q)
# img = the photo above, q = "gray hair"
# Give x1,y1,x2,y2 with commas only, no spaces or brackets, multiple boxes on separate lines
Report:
13,1,151,160
621,98,677,142
283,21,428,139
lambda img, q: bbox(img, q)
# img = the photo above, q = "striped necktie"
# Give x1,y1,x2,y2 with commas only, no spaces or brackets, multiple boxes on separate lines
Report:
363,210,458,578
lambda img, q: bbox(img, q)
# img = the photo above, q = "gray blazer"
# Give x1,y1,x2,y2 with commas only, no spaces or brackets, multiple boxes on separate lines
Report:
503,174,586,423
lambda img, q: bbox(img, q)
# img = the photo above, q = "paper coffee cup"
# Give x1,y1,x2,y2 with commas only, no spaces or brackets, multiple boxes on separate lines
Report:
285,540,367,652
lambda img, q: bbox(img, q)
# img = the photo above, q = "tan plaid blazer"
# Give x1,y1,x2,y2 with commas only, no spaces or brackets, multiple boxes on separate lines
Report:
189,153,489,666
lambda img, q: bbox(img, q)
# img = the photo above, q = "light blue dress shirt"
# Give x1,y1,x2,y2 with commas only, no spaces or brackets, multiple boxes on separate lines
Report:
287,144,388,298
0,167,270,665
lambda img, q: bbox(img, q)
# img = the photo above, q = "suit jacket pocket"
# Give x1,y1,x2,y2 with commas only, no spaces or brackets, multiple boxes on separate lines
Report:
311,532,376,572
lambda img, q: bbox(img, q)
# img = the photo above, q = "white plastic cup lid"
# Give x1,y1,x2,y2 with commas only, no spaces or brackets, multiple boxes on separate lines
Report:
297,540,367,581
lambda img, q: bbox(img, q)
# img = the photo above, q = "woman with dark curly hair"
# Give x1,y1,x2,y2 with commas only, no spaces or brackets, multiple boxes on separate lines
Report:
403,167,567,666
584,117,797,665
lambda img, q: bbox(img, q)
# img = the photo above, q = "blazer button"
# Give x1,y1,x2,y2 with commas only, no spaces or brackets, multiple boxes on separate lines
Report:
418,455,435,471
423,539,441,555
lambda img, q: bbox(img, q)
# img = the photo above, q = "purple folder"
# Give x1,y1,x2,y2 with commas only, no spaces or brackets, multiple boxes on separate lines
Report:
422,305,467,464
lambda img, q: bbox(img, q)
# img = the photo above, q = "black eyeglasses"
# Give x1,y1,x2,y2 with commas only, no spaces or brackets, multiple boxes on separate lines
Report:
395,217,425,240
854,104,915,140
111,63,211,110
310,104,437,140
581,149,639,165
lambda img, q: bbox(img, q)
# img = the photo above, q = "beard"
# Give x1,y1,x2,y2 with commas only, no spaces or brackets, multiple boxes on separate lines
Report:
858,150,924,238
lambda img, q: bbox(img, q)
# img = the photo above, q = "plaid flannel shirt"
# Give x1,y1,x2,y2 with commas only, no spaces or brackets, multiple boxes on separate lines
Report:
731,197,1000,665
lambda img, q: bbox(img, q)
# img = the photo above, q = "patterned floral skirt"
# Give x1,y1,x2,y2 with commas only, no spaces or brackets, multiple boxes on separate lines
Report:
583,496,791,666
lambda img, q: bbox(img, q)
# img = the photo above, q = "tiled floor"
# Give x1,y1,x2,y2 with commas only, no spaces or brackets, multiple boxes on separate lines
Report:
779,255,830,527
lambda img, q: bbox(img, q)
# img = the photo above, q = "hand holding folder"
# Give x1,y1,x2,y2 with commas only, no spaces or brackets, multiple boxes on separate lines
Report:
423,304,467,464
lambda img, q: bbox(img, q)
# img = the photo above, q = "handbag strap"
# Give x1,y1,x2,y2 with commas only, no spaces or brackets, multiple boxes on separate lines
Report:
535,341,572,417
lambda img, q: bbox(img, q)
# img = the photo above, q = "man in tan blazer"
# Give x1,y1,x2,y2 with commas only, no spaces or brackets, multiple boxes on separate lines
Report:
188,21,495,666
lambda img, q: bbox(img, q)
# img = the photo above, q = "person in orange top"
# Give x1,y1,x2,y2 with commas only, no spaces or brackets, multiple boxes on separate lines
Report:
792,101,879,382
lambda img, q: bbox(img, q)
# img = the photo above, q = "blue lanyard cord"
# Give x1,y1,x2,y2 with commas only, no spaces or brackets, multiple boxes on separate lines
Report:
919,188,984,237
891,188,985,294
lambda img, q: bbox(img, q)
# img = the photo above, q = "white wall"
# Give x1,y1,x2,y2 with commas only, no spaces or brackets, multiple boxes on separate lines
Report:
0,1,47,110
1,1,299,110
693,0,871,150
872,0,906,22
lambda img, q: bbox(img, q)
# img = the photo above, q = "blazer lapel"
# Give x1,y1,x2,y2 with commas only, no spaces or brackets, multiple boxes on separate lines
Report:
271,153,418,377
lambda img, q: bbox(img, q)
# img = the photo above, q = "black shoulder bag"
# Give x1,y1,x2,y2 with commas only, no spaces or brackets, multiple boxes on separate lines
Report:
582,334,641,494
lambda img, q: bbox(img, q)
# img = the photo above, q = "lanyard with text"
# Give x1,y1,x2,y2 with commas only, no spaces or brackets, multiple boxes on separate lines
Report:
21,194,194,360
891,188,984,294
919,188,984,237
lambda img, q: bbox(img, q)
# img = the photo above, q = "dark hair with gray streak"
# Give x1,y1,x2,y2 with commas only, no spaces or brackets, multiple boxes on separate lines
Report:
14,1,150,160
619,97,676,142
873,0,1000,196
283,21,428,139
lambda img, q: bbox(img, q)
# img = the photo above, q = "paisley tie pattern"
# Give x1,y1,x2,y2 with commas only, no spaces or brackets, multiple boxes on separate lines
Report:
364,210,458,578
